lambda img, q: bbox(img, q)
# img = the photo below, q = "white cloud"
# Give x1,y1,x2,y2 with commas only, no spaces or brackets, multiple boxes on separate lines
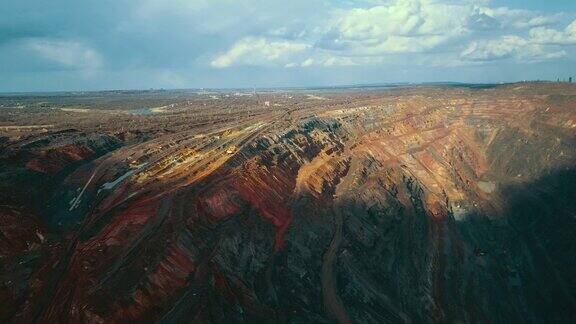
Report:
24,38,103,71
211,37,310,68
461,36,523,61
210,0,481,67
320,0,472,55
299,55,357,67
461,35,567,62
3,0,575,91
478,7,561,29
529,20,576,45
461,18,576,63
513,15,562,29
207,0,574,69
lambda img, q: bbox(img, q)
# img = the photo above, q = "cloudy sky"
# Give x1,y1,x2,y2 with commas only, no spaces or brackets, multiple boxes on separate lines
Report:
1,0,575,91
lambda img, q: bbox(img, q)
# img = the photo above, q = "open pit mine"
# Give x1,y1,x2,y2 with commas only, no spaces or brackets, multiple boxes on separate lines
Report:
1,83,576,323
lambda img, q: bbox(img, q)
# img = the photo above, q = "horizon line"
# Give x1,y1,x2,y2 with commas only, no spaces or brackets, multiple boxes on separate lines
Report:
2,80,567,95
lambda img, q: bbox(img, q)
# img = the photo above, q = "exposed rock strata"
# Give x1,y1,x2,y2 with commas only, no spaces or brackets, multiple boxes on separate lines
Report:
1,84,575,323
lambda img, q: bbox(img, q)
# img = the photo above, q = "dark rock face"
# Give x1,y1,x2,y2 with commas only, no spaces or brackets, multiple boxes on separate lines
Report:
1,84,576,323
